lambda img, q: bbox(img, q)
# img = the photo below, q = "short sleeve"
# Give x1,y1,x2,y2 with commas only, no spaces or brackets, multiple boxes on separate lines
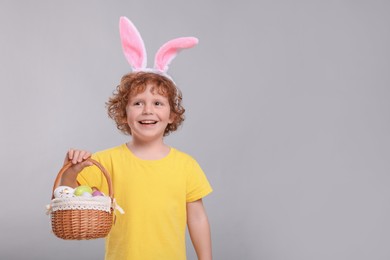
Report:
76,155,110,195
186,159,213,202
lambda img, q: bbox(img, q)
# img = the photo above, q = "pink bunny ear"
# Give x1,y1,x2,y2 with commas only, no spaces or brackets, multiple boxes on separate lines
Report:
154,37,198,72
119,17,147,70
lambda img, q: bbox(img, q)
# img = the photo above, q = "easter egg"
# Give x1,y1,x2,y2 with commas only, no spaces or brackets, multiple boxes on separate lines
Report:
81,192,93,198
74,185,93,196
92,190,104,197
54,186,75,198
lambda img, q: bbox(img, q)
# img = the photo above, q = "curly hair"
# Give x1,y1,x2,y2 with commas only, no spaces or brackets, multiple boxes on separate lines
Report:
106,71,185,136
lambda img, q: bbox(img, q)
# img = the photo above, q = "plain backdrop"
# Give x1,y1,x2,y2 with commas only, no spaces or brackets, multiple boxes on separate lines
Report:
1,1,390,259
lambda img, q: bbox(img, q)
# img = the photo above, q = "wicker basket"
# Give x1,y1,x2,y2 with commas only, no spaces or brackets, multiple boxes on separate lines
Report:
49,158,114,240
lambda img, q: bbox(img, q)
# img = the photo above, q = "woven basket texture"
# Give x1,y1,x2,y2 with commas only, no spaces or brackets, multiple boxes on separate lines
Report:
50,158,114,240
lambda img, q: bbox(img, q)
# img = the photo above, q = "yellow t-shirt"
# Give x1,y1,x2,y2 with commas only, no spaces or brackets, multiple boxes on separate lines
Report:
77,144,213,260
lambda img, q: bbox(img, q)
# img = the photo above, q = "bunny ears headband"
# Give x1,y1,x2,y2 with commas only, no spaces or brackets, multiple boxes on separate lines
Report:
119,16,198,78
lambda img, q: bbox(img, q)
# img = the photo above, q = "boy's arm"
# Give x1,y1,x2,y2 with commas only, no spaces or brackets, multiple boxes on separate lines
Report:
60,149,93,187
187,199,212,260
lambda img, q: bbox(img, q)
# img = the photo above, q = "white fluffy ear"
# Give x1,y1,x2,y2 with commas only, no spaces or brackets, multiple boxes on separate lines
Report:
119,17,147,70
154,37,198,72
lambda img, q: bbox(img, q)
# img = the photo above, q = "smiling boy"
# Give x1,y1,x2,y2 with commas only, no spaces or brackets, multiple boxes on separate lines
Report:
61,71,213,260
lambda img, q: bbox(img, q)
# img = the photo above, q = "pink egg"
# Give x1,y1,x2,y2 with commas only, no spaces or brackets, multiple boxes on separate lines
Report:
92,190,104,197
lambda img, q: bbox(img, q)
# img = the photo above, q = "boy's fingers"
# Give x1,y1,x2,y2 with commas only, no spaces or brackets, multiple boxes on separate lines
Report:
68,149,75,160
80,151,90,160
65,149,92,166
83,160,94,167
64,149,73,165
83,152,92,159
72,150,80,164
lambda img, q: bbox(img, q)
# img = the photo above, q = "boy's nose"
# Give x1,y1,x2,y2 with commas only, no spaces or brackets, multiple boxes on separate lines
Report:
142,103,153,114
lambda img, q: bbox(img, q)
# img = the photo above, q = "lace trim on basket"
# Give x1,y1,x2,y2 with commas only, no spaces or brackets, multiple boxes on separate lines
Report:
47,197,113,214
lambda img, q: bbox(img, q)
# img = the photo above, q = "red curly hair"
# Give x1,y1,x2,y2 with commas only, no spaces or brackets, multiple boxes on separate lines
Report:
106,71,185,136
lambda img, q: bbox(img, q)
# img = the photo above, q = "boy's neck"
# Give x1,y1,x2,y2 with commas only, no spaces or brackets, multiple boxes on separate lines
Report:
127,139,170,160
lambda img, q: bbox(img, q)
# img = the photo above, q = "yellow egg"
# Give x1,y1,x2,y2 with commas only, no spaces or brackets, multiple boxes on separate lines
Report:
74,185,93,196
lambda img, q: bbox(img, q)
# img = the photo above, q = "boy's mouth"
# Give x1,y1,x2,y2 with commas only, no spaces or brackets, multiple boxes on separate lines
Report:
139,120,158,125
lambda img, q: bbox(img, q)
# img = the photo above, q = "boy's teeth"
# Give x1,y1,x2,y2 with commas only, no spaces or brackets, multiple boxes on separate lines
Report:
140,120,156,124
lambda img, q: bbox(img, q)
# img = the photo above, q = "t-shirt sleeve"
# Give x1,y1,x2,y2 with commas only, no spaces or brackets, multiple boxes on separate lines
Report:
76,154,110,195
186,158,213,202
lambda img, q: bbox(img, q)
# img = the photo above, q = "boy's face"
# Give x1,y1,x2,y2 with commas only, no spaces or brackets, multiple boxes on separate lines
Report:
126,83,173,142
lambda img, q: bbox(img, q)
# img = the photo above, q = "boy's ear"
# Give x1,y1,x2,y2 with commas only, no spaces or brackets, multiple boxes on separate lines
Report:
120,115,128,124
169,113,176,124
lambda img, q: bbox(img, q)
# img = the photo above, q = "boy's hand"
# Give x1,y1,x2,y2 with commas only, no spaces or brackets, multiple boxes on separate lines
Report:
65,149,94,170
61,149,94,187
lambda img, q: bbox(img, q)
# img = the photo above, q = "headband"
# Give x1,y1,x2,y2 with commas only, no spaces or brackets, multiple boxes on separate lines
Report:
119,16,198,79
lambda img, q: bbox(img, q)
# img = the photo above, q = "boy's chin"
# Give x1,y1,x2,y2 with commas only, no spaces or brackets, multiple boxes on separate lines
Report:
132,132,165,142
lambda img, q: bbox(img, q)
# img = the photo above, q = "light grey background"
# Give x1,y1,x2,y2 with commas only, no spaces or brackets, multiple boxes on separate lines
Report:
1,1,389,259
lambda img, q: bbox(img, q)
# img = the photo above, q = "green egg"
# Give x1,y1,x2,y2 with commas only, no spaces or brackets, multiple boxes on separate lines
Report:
74,185,93,196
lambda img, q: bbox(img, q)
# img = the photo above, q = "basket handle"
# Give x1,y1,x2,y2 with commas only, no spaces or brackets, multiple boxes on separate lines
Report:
51,158,113,200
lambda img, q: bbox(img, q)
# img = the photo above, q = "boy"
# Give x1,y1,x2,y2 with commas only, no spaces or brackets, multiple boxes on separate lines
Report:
61,71,213,260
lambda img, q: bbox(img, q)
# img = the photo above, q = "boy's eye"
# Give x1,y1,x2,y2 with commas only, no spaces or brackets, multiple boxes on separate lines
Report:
155,101,163,106
133,101,142,106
